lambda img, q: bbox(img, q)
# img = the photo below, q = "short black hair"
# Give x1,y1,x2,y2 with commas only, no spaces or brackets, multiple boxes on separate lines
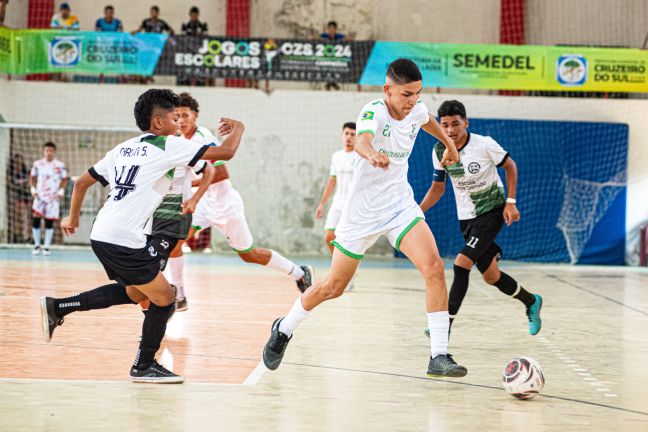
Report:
386,58,422,85
104,5,113,11
43,141,56,150
151,5,159,12
437,100,467,119
190,6,199,13
134,89,180,131
343,122,356,130
178,92,199,112
327,21,337,28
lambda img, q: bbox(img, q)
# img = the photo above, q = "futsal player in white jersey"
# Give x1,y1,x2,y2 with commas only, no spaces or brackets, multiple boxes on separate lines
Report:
39,89,244,383
29,142,68,256
420,100,542,337
160,92,314,311
263,59,468,377
315,122,357,253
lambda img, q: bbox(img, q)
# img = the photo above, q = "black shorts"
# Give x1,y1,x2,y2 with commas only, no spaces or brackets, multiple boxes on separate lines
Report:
459,205,505,272
147,234,178,272
91,236,175,286
151,214,192,241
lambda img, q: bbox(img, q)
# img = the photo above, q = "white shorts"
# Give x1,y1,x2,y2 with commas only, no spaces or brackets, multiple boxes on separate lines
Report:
332,204,424,259
192,187,254,253
32,197,61,220
324,206,343,231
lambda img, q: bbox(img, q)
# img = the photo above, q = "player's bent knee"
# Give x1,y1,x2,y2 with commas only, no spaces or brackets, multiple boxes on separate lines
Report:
238,250,259,263
482,270,500,285
421,256,445,281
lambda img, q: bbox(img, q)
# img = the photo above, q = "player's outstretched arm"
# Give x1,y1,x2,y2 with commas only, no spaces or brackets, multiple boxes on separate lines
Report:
202,118,245,162
316,176,336,218
501,157,520,226
420,181,446,212
355,132,389,169
61,171,97,236
182,163,215,215
421,115,459,166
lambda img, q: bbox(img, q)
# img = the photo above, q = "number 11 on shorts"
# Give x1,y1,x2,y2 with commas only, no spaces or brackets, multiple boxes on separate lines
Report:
467,236,479,248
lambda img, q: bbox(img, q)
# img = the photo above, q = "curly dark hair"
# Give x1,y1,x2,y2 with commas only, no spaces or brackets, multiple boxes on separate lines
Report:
133,89,180,131
177,92,199,112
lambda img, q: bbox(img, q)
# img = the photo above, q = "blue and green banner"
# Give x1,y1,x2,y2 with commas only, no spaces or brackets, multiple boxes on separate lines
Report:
0,29,167,75
360,41,648,93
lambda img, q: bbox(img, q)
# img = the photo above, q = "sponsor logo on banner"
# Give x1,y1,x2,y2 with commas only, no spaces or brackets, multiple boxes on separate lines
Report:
556,55,587,86
49,37,81,67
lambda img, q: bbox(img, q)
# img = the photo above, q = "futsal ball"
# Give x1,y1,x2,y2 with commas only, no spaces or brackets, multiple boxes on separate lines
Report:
502,356,545,400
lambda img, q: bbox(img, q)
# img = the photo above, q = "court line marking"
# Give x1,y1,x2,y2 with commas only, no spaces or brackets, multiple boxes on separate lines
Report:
547,274,648,316
0,377,244,386
283,362,648,418
242,361,267,386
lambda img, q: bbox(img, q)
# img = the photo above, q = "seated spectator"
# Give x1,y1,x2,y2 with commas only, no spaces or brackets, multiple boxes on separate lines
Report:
50,3,80,30
134,5,173,35
95,5,123,32
181,6,207,36
0,0,8,27
320,21,345,41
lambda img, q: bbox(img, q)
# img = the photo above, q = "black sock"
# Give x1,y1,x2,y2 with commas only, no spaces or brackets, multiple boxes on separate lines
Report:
134,302,175,370
54,283,135,318
448,265,471,318
493,272,535,308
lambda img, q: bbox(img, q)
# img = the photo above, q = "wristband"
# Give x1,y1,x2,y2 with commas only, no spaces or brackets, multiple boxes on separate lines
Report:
506,197,516,204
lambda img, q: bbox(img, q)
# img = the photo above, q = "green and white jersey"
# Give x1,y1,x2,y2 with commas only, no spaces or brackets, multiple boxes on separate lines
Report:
343,98,429,224
89,134,207,248
329,149,357,209
433,132,509,220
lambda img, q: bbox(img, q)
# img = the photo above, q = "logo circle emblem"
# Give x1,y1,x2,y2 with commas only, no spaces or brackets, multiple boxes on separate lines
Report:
468,162,481,174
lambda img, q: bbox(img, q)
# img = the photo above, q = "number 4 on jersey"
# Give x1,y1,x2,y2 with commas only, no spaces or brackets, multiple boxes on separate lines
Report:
113,165,140,201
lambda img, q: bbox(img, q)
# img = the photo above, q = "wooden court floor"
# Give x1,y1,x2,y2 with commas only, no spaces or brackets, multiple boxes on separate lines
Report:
1,249,647,431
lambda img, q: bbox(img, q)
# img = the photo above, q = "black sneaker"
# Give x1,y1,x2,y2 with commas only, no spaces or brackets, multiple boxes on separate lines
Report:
130,360,184,383
427,354,467,377
263,318,292,370
176,297,188,312
296,265,314,293
39,297,63,342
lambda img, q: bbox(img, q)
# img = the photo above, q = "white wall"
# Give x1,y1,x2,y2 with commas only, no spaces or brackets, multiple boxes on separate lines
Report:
1,79,646,260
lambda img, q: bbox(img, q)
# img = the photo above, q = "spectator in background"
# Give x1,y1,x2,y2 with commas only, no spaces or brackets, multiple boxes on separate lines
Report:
95,5,123,32
6,153,31,243
50,2,80,30
0,0,8,27
134,5,173,35
320,21,345,41
181,6,208,36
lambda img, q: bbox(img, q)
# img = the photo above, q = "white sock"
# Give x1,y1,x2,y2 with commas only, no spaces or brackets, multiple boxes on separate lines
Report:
168,256,185,299
427,311,450,358
266,250,304,280
32,228,41,246
278,297,310,337
44,228,54,248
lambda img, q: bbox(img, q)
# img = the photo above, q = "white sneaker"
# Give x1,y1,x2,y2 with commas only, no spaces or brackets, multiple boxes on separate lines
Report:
181,243,192,254
42,248,51,256
32,246,41,256
203,247,213,254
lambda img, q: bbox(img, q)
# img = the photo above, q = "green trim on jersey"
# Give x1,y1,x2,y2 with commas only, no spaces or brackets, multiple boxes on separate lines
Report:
232,244,255,254
394,217,423,252
371,100,384,106
324,227,336,231
434,143,465,177
358,129,375,136
142,135,167,150
195,129,205,137
212,161,225,167
165,168,175,180
331,240,363,260
191,224,202,231
470,182,506,216
153,194,182,220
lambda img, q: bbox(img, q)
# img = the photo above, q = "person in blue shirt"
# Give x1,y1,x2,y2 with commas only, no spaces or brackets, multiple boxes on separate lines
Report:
95,5,123,32
320,21,345,41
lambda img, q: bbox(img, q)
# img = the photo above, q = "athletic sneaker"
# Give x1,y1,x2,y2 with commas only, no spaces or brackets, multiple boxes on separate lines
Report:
296,265,314,293
527,294,543,336
42,248,51,256
427,354,467,377
263,318,292,370
176,297,188,312
130,360,184,383
39,297,63,342
32,246,41,256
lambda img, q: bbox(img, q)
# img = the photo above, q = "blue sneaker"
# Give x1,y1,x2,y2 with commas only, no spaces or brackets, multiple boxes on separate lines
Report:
526,294,543,335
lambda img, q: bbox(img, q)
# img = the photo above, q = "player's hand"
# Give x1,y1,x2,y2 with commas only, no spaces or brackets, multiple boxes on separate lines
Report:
217,118,244,136
368,152,390,170
180,198,198,215
61,216,79,236
503,203,520,226
315,203,324,219
440,148,459,166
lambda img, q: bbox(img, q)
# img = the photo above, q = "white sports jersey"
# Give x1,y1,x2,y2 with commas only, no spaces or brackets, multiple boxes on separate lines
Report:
31,158,67,201
433,132,508,220
89,133,207,248
344,98,429,224
329,149,357,209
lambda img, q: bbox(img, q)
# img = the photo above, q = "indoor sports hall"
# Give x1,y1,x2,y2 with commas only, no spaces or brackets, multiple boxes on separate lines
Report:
1,1,647,431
